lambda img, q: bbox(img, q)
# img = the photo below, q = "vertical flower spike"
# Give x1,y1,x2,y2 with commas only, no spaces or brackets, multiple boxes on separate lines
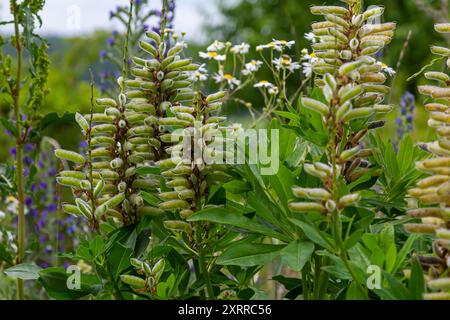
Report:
405,23,450,300
310,0,396,112
157,90,231,223
306,0,396,184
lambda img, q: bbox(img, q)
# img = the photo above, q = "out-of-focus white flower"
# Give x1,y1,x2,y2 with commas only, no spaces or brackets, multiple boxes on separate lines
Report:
242,60,263,75
257,39,295,52
199,51,226,61
6,231,14,242
176,41,188,48
190,64,208,82
377,62,396,76
213,71,241,88
254,80,275,89
273,55,301,72
301,49,320,78
230,42,250,55
207,40,226,52
0,210,5,220
304,32,317,43
6,195,18,214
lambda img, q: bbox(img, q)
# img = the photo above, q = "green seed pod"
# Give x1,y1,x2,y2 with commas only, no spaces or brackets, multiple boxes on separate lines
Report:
105,193,126,209
55,149,86,164
75,113,89,133
120,275,146,288
93,179,105,198
75,198,93,219
96,98,118,107
62,204,83,217
301,97,330,117
56,177,82,189
139,40,158,57
340,146,361,162
79,180,91,190
289,202,327,213
164,220,192,233
94,204,108,219
342,107,374,121
338,193,361,207
159,199,190,210
60,170,86,180
110,158,124,169
139,206,165,217
132,179,159,190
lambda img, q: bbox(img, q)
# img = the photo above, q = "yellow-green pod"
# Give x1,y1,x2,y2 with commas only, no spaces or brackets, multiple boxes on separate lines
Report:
55,149,86,164
139,206,165,217
289,202,326,213
120,275,146,288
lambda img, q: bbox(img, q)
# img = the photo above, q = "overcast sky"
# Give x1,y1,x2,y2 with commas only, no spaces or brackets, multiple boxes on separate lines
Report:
0,0,219,39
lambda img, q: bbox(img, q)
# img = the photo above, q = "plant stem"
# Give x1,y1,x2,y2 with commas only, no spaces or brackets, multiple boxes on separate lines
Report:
12,0,25,300
198,248,214,299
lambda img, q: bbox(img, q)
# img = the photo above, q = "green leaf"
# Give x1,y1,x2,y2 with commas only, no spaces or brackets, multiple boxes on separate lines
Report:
217,243,283,267
0,243,13,265
188,207,290,242
281,240,314,272
289,218,335,252
346,281,368,300
393,234,419,274
38,267,98,300
107,243,133,280
136,166,161,175
0,118,18,137
409,259,425,300
4,263,42,280
223,180,251,194
141,191,162,206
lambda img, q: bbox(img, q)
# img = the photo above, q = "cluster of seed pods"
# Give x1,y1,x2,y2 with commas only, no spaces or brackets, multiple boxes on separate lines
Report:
405,23,450,300
306,0,396,184
156,91,233,237
55,30,201,227
120,258,165,295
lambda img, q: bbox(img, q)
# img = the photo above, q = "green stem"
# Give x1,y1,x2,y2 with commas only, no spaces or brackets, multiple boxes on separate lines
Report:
301,262,310,300
198,248,214,299
12,0,25,300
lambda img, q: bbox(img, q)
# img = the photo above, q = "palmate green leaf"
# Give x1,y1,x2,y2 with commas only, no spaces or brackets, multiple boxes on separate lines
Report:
4,263,42,280
188,207,290,242
289,218,335,252
217,242,284,267
280,240,314,272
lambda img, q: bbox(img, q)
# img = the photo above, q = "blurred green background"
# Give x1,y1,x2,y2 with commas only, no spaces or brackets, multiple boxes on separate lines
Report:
1,0,448,161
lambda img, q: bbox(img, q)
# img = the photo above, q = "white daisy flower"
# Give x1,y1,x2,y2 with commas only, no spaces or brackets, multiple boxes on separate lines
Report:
0,210,5,220
254,80,275,89
230,42,250,55
242,60,263,75
256,39,295,52
301,50,320,78
304,32,317,43
213,71,241,88
207,40,226,52
377,62,396,76
190,64,208,82
273,55,301,72
199,51,226,61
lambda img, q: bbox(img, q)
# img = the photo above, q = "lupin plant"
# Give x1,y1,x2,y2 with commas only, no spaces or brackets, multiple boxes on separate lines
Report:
156,89,231,299
288,0,397,298
305,0,396,183
55,1,197,228
405,23,450,300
